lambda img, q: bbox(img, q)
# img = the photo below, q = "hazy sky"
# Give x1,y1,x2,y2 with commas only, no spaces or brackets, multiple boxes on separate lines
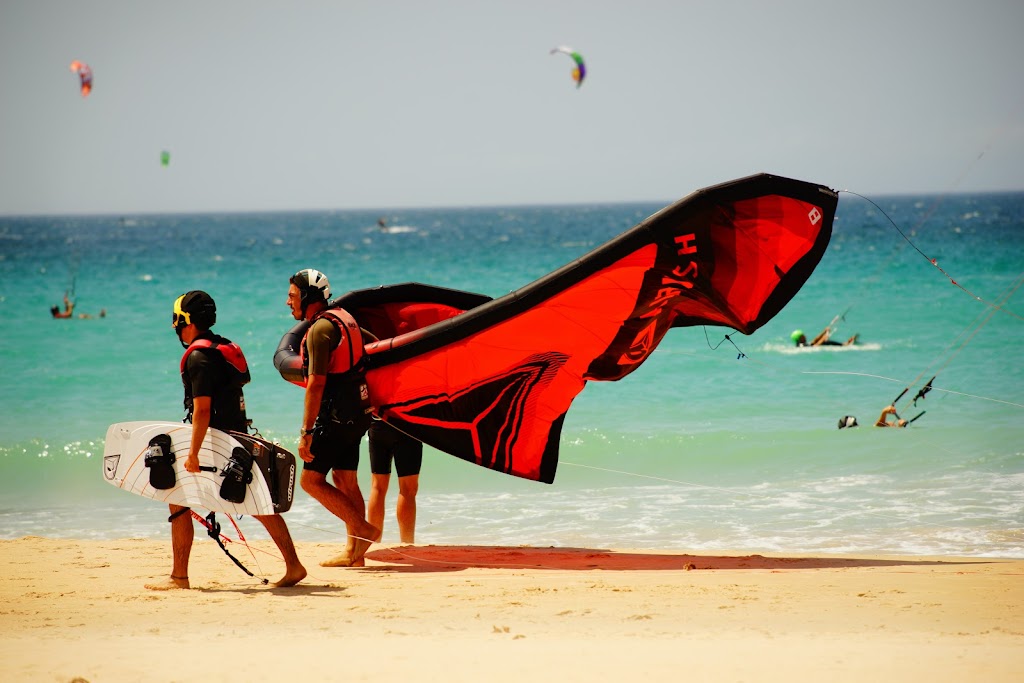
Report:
2,1,1022,215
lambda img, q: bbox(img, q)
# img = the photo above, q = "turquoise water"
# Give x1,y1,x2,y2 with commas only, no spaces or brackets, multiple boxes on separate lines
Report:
1,192,1021,556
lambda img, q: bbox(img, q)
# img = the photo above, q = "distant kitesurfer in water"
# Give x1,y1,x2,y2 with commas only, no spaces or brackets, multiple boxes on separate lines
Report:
837,415,859,429
377,216,387,231
838,405,911,429
50,293,74,319
146,290,306,590
791,328,858,347
78,308,107,319
875,405,908,428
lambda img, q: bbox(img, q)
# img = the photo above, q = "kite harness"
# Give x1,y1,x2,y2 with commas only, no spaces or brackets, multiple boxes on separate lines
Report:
179,334,251,425
278,308,372,423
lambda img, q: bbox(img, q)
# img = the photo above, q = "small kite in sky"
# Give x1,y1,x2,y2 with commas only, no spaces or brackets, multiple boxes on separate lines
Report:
69,61,93,97
160,150,171,167
549,46,586,88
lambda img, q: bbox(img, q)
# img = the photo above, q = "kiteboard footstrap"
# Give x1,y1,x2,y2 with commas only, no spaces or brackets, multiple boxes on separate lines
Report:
145,434,176,490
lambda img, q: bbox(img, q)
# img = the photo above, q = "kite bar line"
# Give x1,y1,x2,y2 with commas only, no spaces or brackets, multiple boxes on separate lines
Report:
822,306,851,338
703,328,746,359
203,512,267,584
223,511,266,578
799,371,1024,409
701,324,1023,411
840,191,1023,322
186,510,269,585
888,268,1024,414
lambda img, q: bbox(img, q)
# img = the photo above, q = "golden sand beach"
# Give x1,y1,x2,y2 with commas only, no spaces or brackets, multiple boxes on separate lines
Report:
1,537,1022,682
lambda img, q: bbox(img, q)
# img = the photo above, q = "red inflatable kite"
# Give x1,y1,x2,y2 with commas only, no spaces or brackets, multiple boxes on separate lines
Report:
276,174,837,483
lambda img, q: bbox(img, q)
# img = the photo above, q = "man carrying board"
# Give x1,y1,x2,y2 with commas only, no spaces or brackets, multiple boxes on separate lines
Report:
146,291,306,590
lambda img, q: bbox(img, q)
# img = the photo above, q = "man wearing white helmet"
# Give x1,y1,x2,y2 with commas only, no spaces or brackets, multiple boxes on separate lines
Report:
286,269,379,566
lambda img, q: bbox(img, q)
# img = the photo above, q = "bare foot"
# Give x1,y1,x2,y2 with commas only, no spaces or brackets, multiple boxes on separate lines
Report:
349,535,374,565
320,524,378,567
145,575,190,591
319,552,355,567
272,565,307,587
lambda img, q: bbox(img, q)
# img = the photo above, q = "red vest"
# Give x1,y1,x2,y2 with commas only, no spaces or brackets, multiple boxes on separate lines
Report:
180,337,250,380
300,308,365,378
179,334,250,427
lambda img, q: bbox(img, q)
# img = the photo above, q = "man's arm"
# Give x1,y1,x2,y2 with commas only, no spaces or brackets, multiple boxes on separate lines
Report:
299,374,326,463
298,317,337,462
186,396,211,472
875,405,896,427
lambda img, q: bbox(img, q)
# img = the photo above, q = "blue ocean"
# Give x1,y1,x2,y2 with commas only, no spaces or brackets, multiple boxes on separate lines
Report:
1,191,1021,557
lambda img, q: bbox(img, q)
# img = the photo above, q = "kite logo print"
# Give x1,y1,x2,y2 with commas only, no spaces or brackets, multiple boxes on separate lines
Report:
808,207,822,226
609,231,700,374
669,232,699,289
382,353,567,475
619,320,658,366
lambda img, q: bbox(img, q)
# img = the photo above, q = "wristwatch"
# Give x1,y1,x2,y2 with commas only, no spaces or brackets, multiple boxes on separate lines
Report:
300,428,315,436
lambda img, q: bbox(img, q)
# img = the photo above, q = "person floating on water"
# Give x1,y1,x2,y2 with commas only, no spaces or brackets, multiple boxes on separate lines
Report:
78,308,107,319
837,405,911,429
837,415,859,429
50,293,75,318
875,405,908,428
791,328,858,347
377,216,387,231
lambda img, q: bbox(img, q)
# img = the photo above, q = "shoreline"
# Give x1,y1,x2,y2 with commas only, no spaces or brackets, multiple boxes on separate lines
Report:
2,537,1023,682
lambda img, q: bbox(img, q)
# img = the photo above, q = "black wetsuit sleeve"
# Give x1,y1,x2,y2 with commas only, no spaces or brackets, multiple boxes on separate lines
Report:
187,349,223,399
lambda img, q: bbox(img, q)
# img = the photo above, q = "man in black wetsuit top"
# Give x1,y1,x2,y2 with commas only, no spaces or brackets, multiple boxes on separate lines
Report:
146,290,306,590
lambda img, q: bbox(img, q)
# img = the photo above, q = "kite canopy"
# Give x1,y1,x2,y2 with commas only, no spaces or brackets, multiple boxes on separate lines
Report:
160,150,170,167
69,61,93,97
278,174,838,484
550,46,586,88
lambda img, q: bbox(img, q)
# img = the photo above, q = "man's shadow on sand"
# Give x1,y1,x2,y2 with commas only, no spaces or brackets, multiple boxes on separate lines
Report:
361,545,988,574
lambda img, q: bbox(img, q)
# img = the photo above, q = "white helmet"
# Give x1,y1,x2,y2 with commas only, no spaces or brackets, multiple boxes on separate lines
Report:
290,268,331,310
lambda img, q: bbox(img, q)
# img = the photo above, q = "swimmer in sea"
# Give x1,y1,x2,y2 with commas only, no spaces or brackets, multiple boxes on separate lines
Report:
50,293,74,319
874,405,908,428
791,328,858,347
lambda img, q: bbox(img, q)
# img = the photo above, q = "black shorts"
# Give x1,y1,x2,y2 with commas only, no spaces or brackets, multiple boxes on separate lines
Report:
305,417,371,475
368,420,422,477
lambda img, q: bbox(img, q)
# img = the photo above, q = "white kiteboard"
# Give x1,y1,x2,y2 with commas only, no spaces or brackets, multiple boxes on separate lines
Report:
103,421,296,515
